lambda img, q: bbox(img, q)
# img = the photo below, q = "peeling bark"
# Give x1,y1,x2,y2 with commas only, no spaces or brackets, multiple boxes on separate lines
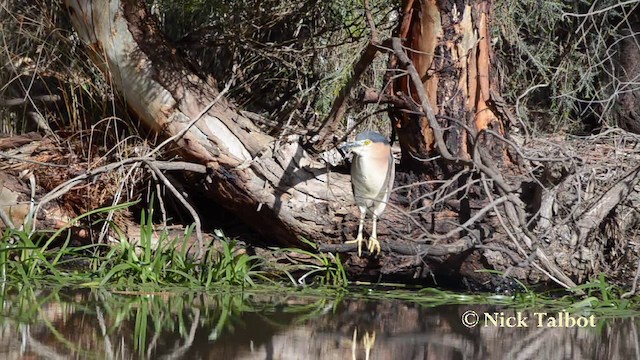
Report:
390,0,504,164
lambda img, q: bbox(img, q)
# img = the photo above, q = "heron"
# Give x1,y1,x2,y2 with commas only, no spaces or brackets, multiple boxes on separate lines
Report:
341,131,395,256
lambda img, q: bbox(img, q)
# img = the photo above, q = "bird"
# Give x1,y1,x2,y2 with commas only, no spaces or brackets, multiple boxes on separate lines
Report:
340,131,395,256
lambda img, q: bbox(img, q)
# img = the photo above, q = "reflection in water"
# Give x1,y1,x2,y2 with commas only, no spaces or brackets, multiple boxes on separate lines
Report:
0,286,639,359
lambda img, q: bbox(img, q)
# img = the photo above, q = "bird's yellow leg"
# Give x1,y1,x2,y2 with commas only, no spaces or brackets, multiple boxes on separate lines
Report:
351,328,358,360
346,211,366,256
368,215,381,256
363,331,376,360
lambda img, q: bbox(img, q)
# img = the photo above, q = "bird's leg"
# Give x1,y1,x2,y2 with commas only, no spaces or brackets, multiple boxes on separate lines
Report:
346,210,366,256
351,328,357,360
368,214,381,256
351,327,358,360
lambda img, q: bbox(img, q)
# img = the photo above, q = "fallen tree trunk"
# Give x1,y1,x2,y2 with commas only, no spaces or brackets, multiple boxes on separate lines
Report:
61,0,357,252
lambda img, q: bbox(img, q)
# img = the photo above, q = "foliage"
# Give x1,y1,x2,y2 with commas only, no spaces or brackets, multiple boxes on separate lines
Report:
147,0,397,129
275,238,349,287
94,217,265,289
0,0,130,135
493,0,639,132
0,199,355,289
0,205,268,289
1,0,637,142
0,202,135,286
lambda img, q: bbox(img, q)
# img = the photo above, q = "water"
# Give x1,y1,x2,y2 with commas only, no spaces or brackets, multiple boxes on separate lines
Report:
0,288,638,359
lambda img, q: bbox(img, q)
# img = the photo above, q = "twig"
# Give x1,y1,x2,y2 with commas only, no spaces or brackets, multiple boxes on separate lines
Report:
28,155,209,257
363,0,379,44
390,38,467,164
575,164,640,246
32,157,152,234
145,161,205,259
97,162,143,244
421,195,510,243
562,0,639,19
25,171,36,232
319,236,475,256
0,94,60,106
480,171,580,292
0,208,14,229
0,151,67,168
622,256,640,298
515,83,547,141
152,171,169,226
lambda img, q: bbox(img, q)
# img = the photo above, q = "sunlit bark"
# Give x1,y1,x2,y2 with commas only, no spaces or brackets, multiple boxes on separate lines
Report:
390,0,504,165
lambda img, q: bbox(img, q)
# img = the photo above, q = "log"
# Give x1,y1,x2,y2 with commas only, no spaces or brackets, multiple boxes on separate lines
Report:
62,0,356,250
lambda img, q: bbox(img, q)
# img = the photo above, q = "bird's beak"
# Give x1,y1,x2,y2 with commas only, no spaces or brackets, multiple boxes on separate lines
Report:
339,139,365,150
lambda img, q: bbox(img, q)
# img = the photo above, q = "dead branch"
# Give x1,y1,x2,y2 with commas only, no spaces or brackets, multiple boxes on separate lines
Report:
387,36,579,289
29,156,208,244
319,236,475,257
363,0,379,44
313,40,389,149
145,161,205,258
575,164,640,245
359,88,414,109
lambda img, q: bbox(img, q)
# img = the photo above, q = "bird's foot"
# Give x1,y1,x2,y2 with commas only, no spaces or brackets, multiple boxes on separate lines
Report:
367,236,381,257
346,235,365,257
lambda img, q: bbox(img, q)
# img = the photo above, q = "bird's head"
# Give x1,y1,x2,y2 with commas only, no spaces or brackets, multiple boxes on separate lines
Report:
339,131,390,156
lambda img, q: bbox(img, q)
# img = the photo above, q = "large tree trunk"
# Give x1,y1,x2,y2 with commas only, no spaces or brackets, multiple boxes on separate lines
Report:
380,0,640,291
391,0,504,165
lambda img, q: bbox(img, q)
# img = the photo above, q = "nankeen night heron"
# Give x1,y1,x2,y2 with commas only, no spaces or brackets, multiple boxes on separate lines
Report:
341,131,395,256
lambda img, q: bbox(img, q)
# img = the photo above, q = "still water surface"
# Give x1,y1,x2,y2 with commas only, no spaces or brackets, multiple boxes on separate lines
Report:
0,288,638,359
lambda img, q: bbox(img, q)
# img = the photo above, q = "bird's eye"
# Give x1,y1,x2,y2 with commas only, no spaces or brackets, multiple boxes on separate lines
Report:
364,139,372,145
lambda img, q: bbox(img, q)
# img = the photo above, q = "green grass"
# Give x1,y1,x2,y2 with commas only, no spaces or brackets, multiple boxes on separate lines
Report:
274,237,348,287
0,203,351,291
3,205,640,317
0,205,267,290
